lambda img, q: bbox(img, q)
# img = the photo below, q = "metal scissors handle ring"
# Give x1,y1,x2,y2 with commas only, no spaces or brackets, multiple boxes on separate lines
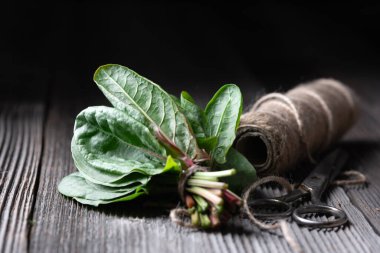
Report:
293,204,347,228
248,198,293,218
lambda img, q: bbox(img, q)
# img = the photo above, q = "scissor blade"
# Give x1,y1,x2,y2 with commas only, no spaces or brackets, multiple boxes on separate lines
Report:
279,188,309,203
300,149,349,202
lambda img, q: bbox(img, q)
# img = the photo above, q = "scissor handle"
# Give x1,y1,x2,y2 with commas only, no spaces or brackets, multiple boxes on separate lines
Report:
247,199,293,218
302,149,349,203
292,204,348,228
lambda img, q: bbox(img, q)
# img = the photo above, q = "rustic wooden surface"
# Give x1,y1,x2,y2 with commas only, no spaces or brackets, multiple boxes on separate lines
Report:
2,2,380,252
0,71,380,253
0,104,44,253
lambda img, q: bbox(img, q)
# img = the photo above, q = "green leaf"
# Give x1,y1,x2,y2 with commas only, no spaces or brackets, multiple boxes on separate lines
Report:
72,106,171,186
180,91,207,138
181,90,196,103
93,64,199,159
217,148,256,193
58,172,148,206
170,94,181,106
74,191,147,206
196,136,217,153
72,142,152,187
163,155,182,173
205,84,242,164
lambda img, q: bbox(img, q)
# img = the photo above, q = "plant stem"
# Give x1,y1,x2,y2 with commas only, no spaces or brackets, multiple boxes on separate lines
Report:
190,175,219,181
187,179,228,189
226,189,242,201
210,208,221,228
199,213,211,229
193,195,208,212
223,189,242,206
185,195,195,208
186,187,223,206
215,204,224,214
154,128,193,167
194,169,236,178
191,210,200,226
208,189,223,197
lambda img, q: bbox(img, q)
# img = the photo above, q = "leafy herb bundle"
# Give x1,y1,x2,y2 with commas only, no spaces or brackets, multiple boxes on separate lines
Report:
58,64,256,229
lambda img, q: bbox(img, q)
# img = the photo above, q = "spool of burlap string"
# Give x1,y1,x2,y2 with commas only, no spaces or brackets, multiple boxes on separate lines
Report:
236,79,360,253
235,78,359,177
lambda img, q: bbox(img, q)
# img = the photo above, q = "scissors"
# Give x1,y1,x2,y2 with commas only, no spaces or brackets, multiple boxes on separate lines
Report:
249,149,349,228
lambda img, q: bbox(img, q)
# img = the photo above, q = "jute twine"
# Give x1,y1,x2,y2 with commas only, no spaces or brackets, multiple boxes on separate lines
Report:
171,165,209,228
177,165,208,203
236,78,360,253
235,78,359,176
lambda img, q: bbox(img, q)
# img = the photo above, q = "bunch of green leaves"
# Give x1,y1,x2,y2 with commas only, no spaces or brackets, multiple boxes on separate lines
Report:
58,64,256,208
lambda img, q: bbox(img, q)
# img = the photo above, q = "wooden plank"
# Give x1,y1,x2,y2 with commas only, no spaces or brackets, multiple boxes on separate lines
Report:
342,97,380,235
329,76,380,234
29,74,380,253
28,102,380,253
0,103,45,253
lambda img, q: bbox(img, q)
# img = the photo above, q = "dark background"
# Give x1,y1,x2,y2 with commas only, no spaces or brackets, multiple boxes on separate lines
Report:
1,1,380,106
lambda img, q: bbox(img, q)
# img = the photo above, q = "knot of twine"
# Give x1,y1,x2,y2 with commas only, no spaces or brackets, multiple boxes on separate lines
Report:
170,207,194,228
170,165,209,228
238,78,358,175
177,165,208,203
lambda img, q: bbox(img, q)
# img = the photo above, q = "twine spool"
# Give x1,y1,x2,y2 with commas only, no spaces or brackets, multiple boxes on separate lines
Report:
235,78,359,176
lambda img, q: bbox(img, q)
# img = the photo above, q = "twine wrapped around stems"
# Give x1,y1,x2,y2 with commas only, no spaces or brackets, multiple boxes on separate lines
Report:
234,78,359,176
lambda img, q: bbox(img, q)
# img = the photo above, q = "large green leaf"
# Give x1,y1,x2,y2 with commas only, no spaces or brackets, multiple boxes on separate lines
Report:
72,143,151,187
74,192,147,206
205,84,242,164
58,172,147,206
196,136,217,153
180,91,207,138
93,64,199,159
72,106,179,186
217,148,256,193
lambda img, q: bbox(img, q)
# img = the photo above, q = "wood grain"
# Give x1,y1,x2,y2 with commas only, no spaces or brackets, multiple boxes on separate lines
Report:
342,96,380,235
27,76,380,253
0,103,44,253
0,74,379,253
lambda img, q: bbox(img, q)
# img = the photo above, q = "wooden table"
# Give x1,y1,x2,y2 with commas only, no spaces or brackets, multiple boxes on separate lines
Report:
1,69,380,253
